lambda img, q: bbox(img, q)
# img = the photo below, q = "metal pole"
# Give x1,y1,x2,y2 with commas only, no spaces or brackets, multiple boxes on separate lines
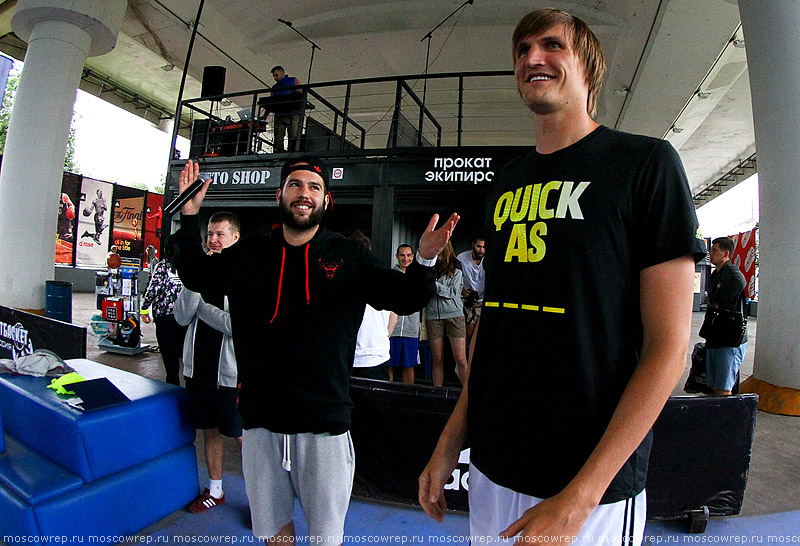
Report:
278,19,322,84
458,76,464,146
169,0,206,159
308,45,317,84
419,36,432,147
418,0,473,147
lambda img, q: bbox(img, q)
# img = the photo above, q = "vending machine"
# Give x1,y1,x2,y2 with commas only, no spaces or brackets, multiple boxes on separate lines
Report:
91,255,149,355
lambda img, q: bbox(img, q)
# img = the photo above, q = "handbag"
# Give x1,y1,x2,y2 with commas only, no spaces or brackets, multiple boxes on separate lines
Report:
684,342,713,395
699,300,747,347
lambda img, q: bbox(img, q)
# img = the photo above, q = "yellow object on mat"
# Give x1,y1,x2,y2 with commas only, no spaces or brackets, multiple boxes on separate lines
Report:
48,373,86,395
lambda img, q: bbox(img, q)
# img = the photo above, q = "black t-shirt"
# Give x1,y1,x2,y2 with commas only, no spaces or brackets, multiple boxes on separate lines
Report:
468,126,707,503
193,291,225,387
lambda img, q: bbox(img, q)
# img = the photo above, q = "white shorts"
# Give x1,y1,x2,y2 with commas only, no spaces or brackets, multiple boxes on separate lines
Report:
242,428,355,545
469,462,646,546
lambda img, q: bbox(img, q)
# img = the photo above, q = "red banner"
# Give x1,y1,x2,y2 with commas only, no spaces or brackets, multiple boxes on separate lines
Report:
729,228,757,299
55,173,81,266
143,193,164,269
112,194,145,262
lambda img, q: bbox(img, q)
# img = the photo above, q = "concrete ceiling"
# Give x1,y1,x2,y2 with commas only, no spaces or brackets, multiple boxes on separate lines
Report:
0,0,755,201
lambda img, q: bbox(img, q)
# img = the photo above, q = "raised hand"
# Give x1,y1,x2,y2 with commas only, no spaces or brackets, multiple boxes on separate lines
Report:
178,160,212,215
418,213,460,260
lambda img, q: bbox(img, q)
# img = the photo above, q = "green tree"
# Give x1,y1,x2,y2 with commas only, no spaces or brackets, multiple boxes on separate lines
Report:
0,71,19,153
64,123,77,173
0,67,79,173
123,180,149,191
153,174,165,195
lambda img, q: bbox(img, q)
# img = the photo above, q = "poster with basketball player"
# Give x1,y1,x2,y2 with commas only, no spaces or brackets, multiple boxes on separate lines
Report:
55,173,81,266
730,227,757,299
111,185,146,263
76,178,113,267
143,192,164,269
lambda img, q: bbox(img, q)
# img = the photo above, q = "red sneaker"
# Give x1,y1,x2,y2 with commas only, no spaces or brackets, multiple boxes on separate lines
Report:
188,488,225,513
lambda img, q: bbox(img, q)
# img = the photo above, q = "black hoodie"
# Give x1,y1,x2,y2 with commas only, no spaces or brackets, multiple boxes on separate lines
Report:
174,214,434,434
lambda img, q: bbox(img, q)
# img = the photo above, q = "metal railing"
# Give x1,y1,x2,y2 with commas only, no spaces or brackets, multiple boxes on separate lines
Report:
171,70,528,159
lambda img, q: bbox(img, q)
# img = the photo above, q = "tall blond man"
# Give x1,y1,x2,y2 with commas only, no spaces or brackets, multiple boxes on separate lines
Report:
420,9,706,545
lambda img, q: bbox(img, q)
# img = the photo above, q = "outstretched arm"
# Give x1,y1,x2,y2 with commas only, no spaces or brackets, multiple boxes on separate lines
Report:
366,213,460,315
499,255,695,543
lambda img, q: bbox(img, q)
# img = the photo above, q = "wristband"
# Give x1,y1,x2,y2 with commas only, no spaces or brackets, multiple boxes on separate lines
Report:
416,251,436,267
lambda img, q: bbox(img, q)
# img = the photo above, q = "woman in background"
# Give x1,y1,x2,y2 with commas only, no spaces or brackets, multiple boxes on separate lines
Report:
425,241,468,387
141,235,186,385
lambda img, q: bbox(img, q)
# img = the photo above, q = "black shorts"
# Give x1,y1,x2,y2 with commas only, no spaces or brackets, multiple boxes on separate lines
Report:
351,360,390,381
185,377,243,437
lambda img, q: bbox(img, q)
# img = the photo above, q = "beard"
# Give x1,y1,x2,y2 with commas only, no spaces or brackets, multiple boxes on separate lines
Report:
278,195,325,231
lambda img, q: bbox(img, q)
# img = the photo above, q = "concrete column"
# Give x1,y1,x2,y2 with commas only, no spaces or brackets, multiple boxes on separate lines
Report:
739,0,800,414
0,1,125,312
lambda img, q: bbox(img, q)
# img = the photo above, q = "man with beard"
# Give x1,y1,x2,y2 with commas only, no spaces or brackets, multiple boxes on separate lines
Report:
173,156,458,545
456,235,485,341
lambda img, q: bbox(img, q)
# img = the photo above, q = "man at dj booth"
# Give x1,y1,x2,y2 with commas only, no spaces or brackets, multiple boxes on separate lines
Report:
269,65,302,153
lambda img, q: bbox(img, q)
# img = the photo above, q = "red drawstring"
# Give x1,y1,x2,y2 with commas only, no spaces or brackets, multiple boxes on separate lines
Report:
270,243,311,323
304,243,310,305
270,247,286,324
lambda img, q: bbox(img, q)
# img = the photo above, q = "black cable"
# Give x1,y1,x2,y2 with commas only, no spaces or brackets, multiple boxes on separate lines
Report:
427,8,466,72
151,0,271,88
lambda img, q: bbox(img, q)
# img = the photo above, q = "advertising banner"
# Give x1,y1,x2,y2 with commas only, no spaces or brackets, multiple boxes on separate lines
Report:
111,185,146,262
76,178,113,267
144,192,164,269
730,227,757,299
55,173,81,266
385,149,525,186
0,305,86,360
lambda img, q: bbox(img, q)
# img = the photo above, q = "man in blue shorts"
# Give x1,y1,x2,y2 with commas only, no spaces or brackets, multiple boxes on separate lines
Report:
703,236,748,395
389,244,420,384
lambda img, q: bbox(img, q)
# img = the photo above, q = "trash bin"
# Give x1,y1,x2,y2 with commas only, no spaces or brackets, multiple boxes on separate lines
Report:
45,280,73,323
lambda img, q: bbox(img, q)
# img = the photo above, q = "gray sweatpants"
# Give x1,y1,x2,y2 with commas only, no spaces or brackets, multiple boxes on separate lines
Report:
242,428,355,544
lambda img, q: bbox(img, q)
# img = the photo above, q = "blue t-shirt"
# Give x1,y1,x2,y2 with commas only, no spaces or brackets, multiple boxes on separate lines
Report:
273,75,298,96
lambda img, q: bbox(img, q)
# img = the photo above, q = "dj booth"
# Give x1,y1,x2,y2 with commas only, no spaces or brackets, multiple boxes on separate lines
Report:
189,95,315,157
212,120,268,156
190,119,267,157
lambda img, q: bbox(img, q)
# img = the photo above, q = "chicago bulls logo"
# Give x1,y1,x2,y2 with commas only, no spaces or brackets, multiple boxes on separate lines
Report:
319,258,344,279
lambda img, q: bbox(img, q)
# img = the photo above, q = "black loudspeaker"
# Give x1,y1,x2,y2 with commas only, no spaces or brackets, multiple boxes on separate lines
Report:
190,119,213,157
201,65,226,97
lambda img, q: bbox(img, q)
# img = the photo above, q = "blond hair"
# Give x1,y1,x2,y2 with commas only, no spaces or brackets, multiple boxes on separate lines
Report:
512,8,606,118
